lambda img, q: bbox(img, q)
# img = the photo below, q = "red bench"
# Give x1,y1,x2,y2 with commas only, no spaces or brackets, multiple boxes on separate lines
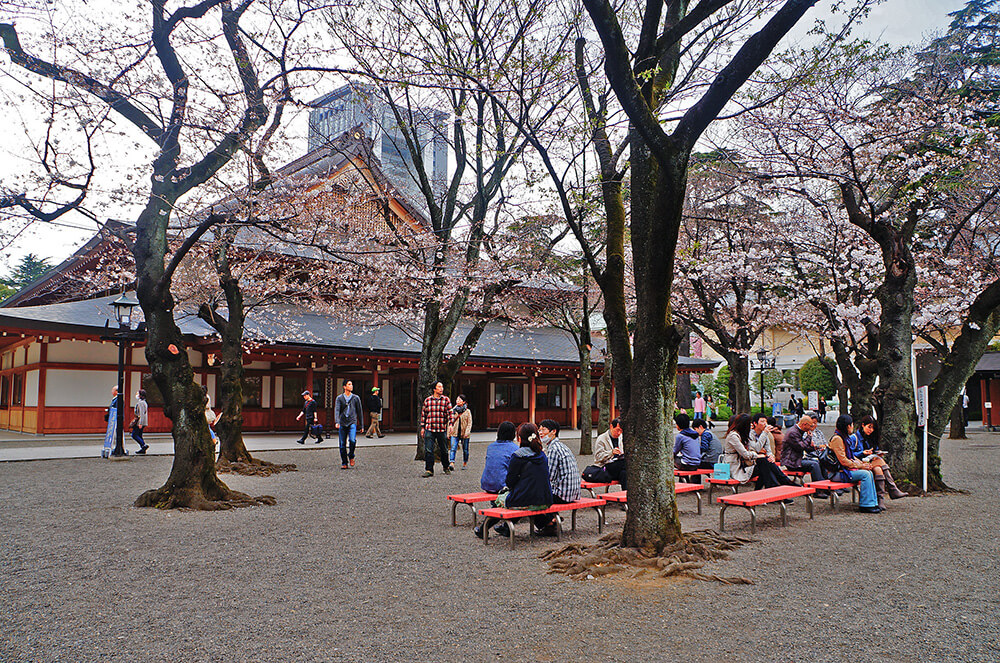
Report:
601,482,704,514
803,480,860,510
706,476,756,501
580,480,621,498
446,492,498,526
478,497,607,549
717,485,816,534
783,469,808,485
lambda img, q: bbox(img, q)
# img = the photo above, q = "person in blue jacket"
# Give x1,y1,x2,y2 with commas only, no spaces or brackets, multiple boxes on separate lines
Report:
475,422,552,539
480,421,519,493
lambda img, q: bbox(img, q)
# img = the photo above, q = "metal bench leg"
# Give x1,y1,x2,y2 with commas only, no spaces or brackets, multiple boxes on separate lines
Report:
469,504,477,526
555,514,563,541
749,507,756,535
571,509,578,532
780,502,787,527
829,492,837,510
696,491,702,515
508,520,516,550
597,506,605,533
708,484,714,502
807,495,814,519
483,521,490,546
719,503,727,531
852,486,858,503
451,501,458,526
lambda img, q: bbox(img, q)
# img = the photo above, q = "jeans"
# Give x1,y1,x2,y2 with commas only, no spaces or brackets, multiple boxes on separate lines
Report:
798,457,824,483
298,417,314,442
449,436,470,464
338,423,357,465
674,460,701,483
604,456,627,489
131,424,146,448
839,468,877,507
424,431,449,472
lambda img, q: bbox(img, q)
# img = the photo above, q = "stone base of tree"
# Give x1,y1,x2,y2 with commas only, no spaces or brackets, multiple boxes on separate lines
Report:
216,457,297,477
134,482,276,510
541,530,753,584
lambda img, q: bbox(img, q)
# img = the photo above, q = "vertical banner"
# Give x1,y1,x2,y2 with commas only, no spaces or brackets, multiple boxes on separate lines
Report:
808,390,819,411
101,405,117,458
917,385,929,492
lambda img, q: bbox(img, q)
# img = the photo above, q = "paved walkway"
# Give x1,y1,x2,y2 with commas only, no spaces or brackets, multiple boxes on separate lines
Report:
0,429,585,462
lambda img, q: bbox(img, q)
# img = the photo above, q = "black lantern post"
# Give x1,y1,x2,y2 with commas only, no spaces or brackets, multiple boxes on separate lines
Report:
110,293,139,458
756,347,775,416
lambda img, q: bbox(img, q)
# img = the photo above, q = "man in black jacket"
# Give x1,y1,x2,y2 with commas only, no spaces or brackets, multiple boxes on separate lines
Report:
364,386,384,438
295,390,321,444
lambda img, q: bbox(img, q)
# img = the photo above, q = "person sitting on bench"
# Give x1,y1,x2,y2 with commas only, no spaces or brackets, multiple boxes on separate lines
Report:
475,422,552,539
694,418,724,471
479,421,519,494
827,414,881,514
781,415,825,485
537,418,581,536
724,413,796,497
591,418,627,489
673,412,702,482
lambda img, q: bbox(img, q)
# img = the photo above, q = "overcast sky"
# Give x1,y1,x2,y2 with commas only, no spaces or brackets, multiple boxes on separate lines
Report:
0,0,968,274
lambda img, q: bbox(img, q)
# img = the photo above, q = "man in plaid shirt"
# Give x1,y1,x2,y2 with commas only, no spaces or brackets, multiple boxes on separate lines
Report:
420,381,452,477
537,419,580,535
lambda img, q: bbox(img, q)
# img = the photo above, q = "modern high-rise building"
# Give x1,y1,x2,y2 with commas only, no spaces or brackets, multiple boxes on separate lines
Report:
307,83,448,206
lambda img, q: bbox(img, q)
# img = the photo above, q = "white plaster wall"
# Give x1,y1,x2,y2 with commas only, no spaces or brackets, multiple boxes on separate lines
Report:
274,376,283,408
206,374,217,402
262,376,271,408
27,343,41,364
48,341,119,364
2,351,10,370
13,346,26,368
246,361,270,370
46,369,117,406
24,370,39,406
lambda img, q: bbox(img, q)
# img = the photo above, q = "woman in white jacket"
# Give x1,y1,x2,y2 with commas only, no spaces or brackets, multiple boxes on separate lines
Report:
724,413,795,491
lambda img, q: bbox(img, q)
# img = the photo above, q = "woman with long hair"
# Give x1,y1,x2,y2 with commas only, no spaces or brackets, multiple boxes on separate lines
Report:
723,413,795,492
827,414,881,513
848,415,908,508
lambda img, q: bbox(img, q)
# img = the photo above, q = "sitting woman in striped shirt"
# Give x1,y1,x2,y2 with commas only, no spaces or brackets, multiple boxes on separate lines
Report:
536,419,581,537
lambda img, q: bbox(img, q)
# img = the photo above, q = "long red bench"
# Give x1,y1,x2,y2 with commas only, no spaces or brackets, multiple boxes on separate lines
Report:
717,485,816,534
706,475,756,501
446,492,498,526
580,480,621,498
478,497,607,549
783,469,808,485
804,479,860,510
601,482,704,514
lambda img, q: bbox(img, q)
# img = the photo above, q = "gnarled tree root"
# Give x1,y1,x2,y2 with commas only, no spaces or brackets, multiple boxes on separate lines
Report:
134,485,276,510
541,529,754,585
216,457,297,477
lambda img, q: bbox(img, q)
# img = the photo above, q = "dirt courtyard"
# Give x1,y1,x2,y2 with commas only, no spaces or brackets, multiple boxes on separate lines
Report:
0,432,996,662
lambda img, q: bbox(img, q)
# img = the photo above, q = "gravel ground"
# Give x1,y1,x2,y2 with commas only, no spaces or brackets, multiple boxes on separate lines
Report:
0,433,996,662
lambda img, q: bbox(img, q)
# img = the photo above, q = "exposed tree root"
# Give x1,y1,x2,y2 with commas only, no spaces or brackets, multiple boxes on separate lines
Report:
541,530,754,585
216,457,297,477
134,485,276,511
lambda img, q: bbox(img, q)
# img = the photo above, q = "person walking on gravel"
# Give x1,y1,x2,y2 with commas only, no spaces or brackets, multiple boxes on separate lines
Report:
420,381,452,477
295,390,321,445
364,386,384,439
335,380,364,469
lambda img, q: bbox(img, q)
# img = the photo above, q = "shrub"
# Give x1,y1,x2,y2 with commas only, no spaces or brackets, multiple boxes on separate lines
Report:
798,356,837,400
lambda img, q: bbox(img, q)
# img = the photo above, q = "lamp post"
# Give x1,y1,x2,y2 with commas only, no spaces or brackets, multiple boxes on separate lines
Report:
110,293,139,458
756,348,775,416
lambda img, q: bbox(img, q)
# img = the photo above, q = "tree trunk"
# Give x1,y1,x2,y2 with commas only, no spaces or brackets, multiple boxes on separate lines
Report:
619,138,684,553
727,353,751,415
579,344,593,455
597,351,613,434
948,403,966,440
132,200,268,509
873,249,919,485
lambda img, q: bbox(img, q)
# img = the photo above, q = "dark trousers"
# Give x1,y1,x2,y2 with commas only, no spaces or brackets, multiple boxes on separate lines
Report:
131,424,146,448
751,459,795,489
604,456,627,489
675,460,701,483
424,431,450,472
298,417,316,442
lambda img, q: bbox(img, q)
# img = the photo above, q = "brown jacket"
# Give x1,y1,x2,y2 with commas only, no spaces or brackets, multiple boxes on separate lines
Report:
829,434,873,471
447,408,473,438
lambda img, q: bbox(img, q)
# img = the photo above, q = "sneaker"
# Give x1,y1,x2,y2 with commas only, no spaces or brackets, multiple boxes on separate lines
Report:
538,524,558,537
462,463,468,470
349,458,355,467
136,446,147,455
421,471,434,478
377,434,385,438
444,468,452,475
315,438,323,444
814,491,830,499
859,505,882,513
473,526,484,539
296,439,305,445
365,435,373,439
449,463,455,471
493,523,511,538
341,464,348,470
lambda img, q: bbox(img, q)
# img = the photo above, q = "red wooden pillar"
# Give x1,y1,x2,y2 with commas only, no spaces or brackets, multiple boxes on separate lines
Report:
981,378,989,426
570,373,578,430
36,341,47,434
610,380,616,418
306,363,314,397
528,372,536,423
269,366,277,431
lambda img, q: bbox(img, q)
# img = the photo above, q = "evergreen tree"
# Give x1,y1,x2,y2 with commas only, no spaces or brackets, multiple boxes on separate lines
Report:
2,253,52,291
913,0,999,106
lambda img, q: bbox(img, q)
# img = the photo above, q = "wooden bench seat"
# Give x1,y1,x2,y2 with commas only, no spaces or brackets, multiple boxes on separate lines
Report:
717,485,816,534
804,479,860,510
478,498,607,549
580,480,621,498
446,492,498,526
601,482,704,514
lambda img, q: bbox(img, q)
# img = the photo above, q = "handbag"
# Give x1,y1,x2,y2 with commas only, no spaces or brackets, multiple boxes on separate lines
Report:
712,456,730,480
581,464,611,483
817,447,842,477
